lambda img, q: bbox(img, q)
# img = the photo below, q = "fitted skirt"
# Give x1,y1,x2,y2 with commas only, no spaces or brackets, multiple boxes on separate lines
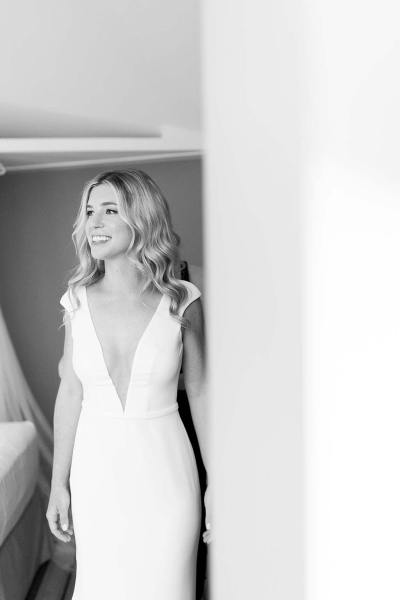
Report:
70,408,202,600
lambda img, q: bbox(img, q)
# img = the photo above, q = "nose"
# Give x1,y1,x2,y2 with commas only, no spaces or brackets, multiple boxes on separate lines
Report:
92,214,104,227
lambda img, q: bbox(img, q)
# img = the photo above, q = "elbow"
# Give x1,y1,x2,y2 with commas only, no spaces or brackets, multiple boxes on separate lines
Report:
185,381,206,405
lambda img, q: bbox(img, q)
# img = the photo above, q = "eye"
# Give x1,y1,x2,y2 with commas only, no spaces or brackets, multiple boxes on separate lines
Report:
85,208,117,217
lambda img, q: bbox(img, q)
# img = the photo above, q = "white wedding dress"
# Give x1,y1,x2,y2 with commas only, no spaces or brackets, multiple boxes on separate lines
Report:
60,280,202,600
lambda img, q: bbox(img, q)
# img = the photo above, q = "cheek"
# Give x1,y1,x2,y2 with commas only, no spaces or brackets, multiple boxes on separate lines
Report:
115,222,133,244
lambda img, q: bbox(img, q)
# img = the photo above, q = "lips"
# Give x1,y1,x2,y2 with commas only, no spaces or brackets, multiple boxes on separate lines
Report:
91,235,112,244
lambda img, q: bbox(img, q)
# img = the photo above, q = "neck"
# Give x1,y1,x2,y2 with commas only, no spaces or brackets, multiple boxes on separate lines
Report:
100,256,149,296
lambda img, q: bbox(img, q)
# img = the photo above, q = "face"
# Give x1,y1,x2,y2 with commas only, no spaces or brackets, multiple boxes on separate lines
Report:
85,184,133,260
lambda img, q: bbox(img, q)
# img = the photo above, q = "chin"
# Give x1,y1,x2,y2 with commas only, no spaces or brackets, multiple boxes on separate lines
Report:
90,246,126,260
90,246,111,258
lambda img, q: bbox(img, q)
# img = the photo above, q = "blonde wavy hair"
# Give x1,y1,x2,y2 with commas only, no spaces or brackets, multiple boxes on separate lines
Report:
61,169,189,328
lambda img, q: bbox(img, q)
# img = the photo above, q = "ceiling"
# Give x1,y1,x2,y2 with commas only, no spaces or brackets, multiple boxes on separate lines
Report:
0,0,202,173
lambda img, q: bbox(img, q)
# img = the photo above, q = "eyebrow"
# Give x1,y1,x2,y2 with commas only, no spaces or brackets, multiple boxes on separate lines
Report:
86,202,117,208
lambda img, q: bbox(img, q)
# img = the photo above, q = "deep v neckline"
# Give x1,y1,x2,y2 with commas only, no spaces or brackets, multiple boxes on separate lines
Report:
83,285,165,414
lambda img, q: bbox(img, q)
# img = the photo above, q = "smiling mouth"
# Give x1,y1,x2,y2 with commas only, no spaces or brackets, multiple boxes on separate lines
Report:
92,235,112,244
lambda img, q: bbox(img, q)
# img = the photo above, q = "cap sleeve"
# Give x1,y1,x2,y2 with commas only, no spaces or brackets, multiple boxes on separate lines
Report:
179,280,202,316
60,289,74,313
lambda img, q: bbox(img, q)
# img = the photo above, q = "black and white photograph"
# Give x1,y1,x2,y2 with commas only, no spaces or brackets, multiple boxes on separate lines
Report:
0,2,209,599
1,1,400,599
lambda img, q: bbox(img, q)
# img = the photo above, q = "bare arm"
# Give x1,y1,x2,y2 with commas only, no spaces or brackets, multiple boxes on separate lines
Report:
47,314,82,542
52,315,83,487
182,297,212,542
182,297,209,476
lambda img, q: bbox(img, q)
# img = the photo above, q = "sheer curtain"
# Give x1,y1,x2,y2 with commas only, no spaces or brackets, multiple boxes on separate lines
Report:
0,303,78,569
0,304,53,497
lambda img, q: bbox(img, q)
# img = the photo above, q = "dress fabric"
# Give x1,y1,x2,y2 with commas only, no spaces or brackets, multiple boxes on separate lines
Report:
60,280,202,600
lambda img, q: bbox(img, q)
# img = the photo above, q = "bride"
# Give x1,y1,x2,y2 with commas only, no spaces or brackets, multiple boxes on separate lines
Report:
46,169,211,599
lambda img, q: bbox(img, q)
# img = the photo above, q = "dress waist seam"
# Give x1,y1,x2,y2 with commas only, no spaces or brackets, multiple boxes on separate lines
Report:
80,402,179,420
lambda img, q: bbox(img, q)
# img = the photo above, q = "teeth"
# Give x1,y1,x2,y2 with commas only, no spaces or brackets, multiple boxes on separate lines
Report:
92,235,111,242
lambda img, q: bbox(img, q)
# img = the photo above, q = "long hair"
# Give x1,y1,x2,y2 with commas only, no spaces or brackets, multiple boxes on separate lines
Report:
61,169,189,327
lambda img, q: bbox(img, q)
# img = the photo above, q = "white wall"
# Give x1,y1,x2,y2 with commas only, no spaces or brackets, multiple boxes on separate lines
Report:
303,2,400,597
304,161,400,600
203,0,400,598
0,0,200,133
203,2,304,598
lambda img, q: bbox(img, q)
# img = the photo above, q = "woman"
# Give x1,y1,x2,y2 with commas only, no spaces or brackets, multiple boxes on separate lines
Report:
46,169,211,600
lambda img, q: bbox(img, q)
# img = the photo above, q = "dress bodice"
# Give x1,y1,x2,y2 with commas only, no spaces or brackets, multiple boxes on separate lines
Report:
60,280,201,419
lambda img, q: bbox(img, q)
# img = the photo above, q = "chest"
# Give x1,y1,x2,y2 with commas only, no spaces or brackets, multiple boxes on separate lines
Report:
72,290,183,396
90,300,156,363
